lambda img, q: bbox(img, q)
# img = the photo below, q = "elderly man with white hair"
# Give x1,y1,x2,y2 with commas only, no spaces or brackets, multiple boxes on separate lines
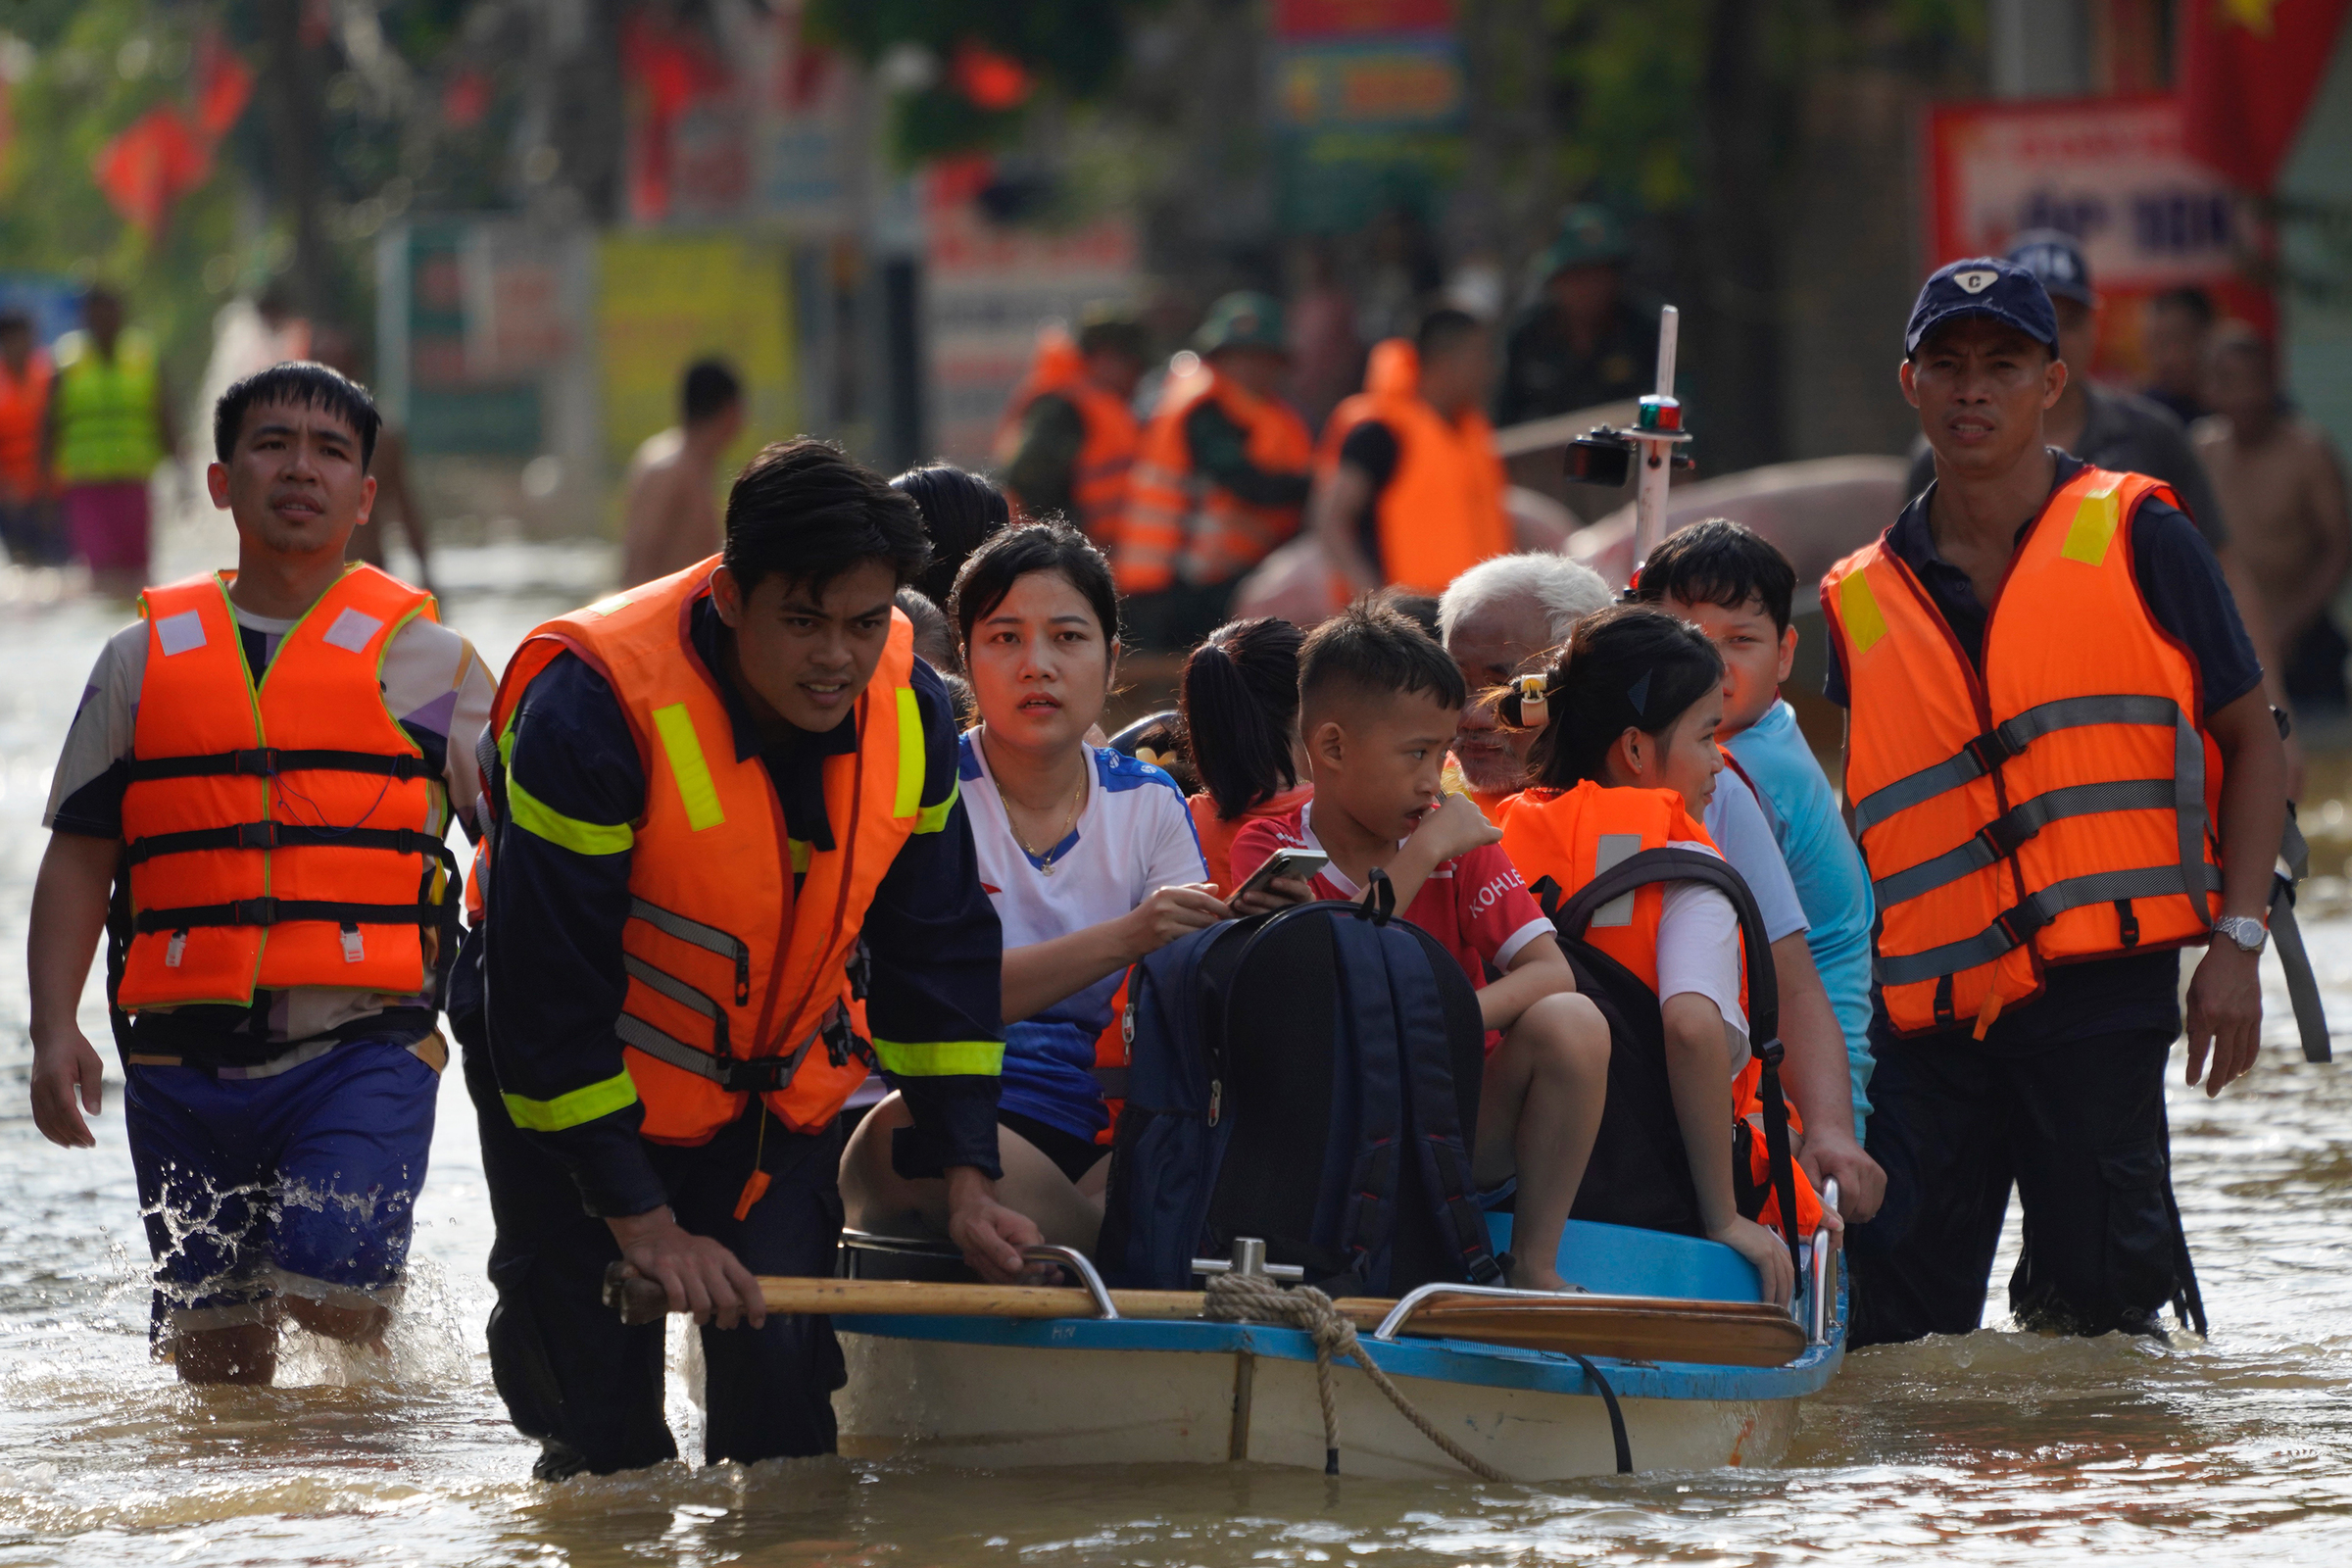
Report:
1438,553,1885,1221
1437,553,1615,817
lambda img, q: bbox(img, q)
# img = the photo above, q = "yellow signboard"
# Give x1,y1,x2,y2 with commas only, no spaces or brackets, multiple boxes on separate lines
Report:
597,233,795,485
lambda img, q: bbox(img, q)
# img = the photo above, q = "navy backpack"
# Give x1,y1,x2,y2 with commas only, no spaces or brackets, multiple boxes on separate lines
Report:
1095,873,1506,1295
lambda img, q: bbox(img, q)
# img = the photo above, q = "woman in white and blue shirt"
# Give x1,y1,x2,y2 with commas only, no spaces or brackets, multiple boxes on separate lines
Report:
842,523,1222,1251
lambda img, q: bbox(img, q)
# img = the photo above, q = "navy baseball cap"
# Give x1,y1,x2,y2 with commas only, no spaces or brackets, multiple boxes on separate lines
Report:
1904,257,2060,357
2005,228,2093,306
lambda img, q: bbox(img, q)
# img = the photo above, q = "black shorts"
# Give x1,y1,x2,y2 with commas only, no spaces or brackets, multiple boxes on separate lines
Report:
999,1109,1109,1185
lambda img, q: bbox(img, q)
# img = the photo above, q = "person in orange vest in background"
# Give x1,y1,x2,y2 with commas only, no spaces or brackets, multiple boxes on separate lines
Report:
1826,258,2286,1347
25,363,492,1383
452,439,1039,1479
1116,292,1313,653
1310,308,1512,598
0,308,63,564
997,308,1147,548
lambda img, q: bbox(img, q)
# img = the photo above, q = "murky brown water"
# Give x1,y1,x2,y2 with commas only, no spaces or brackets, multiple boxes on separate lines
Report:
5,521,2350,1565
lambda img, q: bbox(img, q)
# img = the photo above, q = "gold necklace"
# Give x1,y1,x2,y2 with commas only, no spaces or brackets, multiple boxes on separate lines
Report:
987,737,1088,875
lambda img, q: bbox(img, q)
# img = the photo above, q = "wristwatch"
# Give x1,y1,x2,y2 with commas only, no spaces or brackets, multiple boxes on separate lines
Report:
2214,914,2269,954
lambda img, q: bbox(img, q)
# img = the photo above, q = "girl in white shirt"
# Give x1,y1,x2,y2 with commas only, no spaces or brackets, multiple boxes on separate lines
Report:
842,524,1223,1253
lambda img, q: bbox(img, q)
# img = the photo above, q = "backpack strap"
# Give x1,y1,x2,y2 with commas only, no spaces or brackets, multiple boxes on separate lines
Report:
1329,911,1409,1292
1381,918,1507,1286
1552,847,1802,1275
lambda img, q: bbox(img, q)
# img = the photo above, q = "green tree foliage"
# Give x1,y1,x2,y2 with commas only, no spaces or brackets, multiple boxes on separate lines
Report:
0,0,524,389
0,2,245,388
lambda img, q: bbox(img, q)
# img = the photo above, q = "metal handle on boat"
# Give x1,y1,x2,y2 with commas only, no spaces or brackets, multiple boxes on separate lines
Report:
1806,1178,1839,1345
1373,1281,1570,1342
836,1229,1117,1319
1193,1236,1305,1283
1021,1245,1120,1319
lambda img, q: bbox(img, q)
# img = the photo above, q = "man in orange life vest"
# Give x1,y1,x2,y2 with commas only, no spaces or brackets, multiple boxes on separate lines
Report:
26,363,492,1383
1311,308,1514,599
997,309,1147,546
1115,292,1314,652
453,439,1036,1478
1824,258,2287,1345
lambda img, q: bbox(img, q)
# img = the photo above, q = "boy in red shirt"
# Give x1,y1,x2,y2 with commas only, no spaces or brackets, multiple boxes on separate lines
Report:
1231,604,1610,1291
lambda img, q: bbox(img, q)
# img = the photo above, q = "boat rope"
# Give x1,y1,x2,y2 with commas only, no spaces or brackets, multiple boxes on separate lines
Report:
1201,1271,1511,1482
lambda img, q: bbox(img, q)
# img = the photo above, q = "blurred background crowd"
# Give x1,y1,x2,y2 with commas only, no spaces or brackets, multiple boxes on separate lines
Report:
1,0,2348,734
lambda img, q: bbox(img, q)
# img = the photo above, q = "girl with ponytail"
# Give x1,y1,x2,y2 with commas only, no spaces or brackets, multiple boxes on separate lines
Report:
1496,605,1809,1303
1178,617,1315,892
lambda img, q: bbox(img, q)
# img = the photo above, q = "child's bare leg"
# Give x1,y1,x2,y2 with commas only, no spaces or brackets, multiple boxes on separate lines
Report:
1478,991,1610,1292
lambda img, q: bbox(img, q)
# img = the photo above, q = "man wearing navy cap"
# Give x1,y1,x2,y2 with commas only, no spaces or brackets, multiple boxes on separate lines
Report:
1903,231,2230,548
1819,257,2287,1347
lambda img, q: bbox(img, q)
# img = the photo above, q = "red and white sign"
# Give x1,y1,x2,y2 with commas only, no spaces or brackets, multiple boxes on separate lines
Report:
1923,94,2272,375
923,160,1140,466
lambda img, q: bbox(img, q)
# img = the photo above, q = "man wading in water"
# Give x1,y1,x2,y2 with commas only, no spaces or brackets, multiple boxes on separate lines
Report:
454,440,1036,1478
1824,259,2287,1344
26,363,492,1381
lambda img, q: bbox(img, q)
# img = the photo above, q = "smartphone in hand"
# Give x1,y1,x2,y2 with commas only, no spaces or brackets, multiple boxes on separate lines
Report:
1235,847,1330,903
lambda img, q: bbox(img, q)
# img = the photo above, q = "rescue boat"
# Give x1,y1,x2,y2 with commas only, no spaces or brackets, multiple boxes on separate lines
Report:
830,1210,1845,1481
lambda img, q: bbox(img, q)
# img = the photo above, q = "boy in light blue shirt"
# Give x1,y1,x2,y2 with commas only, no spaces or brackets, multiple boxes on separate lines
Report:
1634,520,1881,1142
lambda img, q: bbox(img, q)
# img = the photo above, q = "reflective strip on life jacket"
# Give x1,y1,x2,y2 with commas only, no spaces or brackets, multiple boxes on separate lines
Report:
1822,465,2225,1036
478,556,925,1144
1114,363,1310,594
996,328,1141,547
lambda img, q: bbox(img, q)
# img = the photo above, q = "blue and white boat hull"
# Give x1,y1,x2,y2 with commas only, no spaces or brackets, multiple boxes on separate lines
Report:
833,1218,1845,1480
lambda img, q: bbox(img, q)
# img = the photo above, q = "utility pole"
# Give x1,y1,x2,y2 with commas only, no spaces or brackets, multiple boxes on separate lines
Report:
257,0,334,318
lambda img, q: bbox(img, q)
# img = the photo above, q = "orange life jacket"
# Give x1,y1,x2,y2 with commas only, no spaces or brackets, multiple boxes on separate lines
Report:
1116,361,1312,594
118,566,451,1009
1499,780,1821,1240
478,559,923,1145
994,326,1140,549
1317,339,1512,594
0,350,51,497
1820,465,2225,1039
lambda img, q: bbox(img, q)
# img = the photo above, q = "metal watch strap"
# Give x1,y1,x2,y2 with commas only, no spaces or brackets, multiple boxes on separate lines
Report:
2215,914,2268,953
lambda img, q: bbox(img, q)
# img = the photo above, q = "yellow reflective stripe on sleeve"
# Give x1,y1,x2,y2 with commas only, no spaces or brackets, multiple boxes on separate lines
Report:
894,686,924,820
788,838,812,873
503,728,634,856
652,703,727,831
1837,569,1888,657
915,778,959,834
871,1039,1004,1077
503,1070,640,1131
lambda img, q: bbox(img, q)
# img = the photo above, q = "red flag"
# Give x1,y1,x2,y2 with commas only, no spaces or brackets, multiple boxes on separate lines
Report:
2180,0,2352,189
950,39,1033,112
194,34,254,137
93,106,210,237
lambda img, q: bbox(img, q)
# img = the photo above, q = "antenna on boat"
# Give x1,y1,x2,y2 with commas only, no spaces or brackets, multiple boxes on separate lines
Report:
1561,304,1693,572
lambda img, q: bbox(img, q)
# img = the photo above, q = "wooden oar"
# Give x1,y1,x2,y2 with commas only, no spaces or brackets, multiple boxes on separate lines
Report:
1386,1292,1805,1367
602,1266,1807,1367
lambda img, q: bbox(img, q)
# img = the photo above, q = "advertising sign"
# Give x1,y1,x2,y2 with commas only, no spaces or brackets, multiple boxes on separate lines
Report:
623,1,858,232
597,234,796,478
922,162,1139,467
390,220,554,456
1923,95,2271,376
1271,0,1464,232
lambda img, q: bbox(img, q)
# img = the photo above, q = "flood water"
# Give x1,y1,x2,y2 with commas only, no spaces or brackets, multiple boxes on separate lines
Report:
4,520,2350,1565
